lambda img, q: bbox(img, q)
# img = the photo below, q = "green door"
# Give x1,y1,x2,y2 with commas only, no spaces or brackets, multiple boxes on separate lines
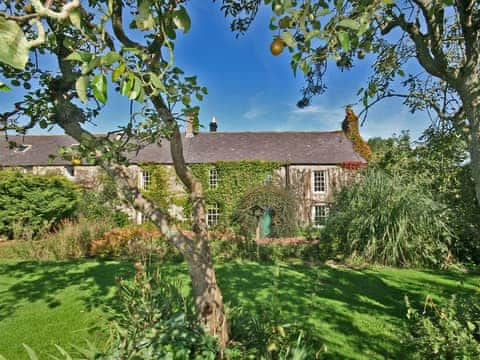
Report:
259,208,273,238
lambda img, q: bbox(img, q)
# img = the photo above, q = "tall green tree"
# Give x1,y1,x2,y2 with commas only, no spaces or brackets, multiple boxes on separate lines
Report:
221,0,480,206
0,0,228,347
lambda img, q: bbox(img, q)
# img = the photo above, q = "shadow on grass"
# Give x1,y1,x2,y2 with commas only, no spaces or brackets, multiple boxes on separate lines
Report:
216,262,479,359
0,260,134,323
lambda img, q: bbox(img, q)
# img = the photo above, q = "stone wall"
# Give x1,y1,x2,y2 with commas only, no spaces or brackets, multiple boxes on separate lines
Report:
19,163,356,226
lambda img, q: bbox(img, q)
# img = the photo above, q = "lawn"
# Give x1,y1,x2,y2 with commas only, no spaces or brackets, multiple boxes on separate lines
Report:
0,259,478,359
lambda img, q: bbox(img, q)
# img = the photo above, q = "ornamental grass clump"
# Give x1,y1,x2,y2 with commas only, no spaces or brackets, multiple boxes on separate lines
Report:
323,170,453,267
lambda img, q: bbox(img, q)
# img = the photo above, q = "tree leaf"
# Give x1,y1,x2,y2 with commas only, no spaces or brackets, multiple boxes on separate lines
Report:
69,8,82,29
338,19,360,31
280,31,295,47
101,52,122,66
149,73,166,92
0,81,10,92
129,76,142,100
337,31,351,52
112,63,126,82
75,75,89,103
65,51,92,63
0,18,29,70
173,6,191,33
92,73,107,104
135,0,155,30
120,73,134,96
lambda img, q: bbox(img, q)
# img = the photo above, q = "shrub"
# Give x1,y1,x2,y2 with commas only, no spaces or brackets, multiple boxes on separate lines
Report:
233,184,298,238
106,262,218,359
90,224,165,260
228,266,324,359
323,170,452,267
257,243,320,264
0,170,78,238
76,177,130,227
405,295,480,359
9,217,115,260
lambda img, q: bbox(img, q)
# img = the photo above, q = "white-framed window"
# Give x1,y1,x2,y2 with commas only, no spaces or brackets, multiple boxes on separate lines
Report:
312,170,328,193
209,168,218,189
312,204,329,226
140,170,152,190
207,203,220,227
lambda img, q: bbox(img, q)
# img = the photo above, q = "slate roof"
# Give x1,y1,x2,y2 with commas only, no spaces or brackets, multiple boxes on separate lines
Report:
0,131,366,166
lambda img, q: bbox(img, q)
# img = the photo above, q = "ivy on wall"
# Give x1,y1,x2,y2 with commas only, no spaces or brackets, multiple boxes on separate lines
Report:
140,161,284,228
189,161,284,226
140,164,173,211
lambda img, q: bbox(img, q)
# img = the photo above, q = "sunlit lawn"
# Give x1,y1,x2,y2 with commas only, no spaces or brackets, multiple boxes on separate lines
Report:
0,259,478,359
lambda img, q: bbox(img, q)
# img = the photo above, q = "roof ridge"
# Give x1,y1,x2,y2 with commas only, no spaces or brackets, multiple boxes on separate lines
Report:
3,130,344,137
190,130,344,134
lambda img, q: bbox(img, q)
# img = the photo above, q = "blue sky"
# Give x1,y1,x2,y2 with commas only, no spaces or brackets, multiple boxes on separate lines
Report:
1,2,431,140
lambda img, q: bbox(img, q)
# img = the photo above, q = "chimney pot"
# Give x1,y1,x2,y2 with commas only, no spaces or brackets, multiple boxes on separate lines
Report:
209,116,218,132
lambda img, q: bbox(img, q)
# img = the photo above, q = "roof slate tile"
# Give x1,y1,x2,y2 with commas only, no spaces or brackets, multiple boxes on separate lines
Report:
0,131,366,166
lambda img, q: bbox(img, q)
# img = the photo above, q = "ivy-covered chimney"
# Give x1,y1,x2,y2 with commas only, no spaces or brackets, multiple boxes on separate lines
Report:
185,116,199,138
342,105,372,160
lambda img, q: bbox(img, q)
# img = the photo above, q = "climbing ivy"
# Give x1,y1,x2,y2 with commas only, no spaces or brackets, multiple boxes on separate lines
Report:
233,184,298,238
139,161,284,228
139,164,189,219
189,161,284,226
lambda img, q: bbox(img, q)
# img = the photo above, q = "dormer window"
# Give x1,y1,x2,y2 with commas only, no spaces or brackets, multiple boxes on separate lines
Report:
209,168,218,189
14,144,32,153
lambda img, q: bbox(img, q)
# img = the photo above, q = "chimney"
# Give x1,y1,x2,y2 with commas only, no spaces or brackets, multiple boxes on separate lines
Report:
342,105,372,160
185,117,194,138
209,117,218,132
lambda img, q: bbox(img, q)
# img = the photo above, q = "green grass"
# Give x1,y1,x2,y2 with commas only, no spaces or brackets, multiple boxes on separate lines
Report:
0,259,478,359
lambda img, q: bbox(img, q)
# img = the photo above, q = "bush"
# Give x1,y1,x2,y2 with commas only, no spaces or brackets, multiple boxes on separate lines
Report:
76,177,130,227
257,243,320,264
323,170,452,267
228,266,324,359
106,262,218,359
90,224,166,260
0,170,78,238
233,184,298,238
405,295,480,359
8,217,115,260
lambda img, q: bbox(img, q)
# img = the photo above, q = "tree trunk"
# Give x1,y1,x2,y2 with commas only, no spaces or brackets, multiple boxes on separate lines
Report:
56,107,229,350
166,120,229,349
48,22,230,350
461,91,480,208
469,121,480,208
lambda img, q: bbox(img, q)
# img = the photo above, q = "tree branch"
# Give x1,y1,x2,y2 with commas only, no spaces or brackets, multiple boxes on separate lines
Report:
111,0,145,50
380,8,459,86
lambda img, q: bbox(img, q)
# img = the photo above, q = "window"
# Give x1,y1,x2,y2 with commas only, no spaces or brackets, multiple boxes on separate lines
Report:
65,166,75,177
209,168,218,189
14,144,31,153
313,170,327,193
207,204,220,227
264,174,273,185
140,170,152,190
313,204,329,226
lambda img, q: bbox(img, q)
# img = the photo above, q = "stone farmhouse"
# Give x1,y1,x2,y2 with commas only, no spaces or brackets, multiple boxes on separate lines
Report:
0,108,369,227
